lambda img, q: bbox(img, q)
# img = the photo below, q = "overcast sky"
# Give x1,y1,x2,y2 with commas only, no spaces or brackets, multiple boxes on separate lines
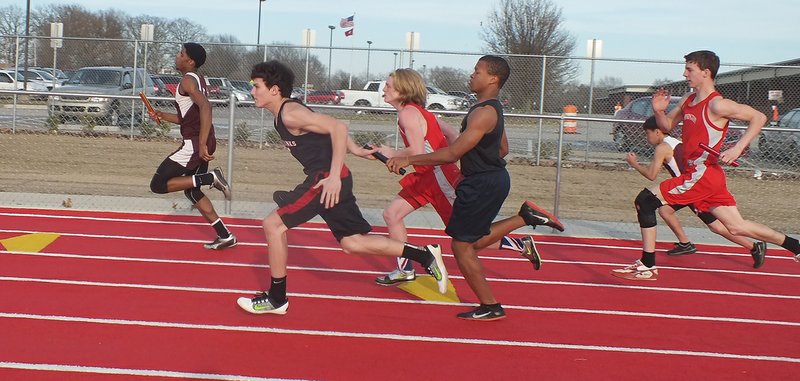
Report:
31,0,798,84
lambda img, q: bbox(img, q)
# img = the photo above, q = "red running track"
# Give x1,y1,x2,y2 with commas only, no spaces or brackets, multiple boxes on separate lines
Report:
0,207,799,380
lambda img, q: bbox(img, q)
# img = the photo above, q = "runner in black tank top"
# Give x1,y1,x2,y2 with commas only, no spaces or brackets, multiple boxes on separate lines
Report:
235,60,449,316
387,56,564,321
459,98,506,176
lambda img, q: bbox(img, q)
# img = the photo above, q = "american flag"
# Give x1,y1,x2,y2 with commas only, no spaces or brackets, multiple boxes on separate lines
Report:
339,15,354,28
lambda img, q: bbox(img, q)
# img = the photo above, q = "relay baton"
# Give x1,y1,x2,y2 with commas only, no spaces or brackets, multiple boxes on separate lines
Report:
139,91,161,124
699,142,740,167
363,144,406,175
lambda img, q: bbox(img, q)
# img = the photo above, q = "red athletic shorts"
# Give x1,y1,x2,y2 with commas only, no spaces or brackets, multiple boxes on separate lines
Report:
397,163,461,224
659,164,736,213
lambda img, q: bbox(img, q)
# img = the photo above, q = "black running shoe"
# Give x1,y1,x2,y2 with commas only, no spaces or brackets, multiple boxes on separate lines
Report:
751,241,766,269
519,200,564,232
457,304,506,321
211,167,232,201
666,242,697,256
520,236,542,270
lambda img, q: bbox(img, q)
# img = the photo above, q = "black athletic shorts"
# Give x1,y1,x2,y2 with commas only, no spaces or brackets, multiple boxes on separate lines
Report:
275,167,371,241
445,169,510,243
669,204,717,225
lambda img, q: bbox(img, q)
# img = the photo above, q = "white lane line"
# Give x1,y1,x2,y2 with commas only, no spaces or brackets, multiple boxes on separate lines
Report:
2,312,798,364
2,276,799,327
0,361,307,381
3,249,800,299
7,211,796,260
3,227,799,280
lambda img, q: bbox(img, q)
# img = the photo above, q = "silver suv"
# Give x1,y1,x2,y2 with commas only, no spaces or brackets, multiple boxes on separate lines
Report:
48,66,154,127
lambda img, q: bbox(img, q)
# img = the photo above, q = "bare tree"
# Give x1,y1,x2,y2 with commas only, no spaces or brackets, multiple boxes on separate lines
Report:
427,66,470,93
34,5,130,69
265,44,326,90
0,5,25,66
166,18,207,44
203,35,251,79
482,0,577,112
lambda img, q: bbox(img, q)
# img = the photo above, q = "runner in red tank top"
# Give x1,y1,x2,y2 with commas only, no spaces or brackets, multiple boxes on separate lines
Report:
624,117,764,266
372,69,546,286
613,50,800,281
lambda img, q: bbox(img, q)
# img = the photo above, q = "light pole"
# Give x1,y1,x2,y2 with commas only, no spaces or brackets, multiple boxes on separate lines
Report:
393,52,398,70
366,40,372,80
257,0,266,45
327,25,335,88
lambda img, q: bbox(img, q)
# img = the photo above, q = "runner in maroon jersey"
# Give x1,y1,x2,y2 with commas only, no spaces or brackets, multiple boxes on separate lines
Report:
147,43,235,250
613,50,800,281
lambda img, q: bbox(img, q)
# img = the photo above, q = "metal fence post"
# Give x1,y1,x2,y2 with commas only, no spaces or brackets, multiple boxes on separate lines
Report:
536,55,547,165
553,115,565,221
226,93,236,215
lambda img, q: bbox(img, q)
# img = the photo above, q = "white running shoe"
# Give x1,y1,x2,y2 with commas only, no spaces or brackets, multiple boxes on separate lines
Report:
423,244,449,294
611,259,659,281
237,292,288,315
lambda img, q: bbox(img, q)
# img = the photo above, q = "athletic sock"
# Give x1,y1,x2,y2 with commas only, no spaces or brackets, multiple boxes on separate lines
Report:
500,236,524,252
641,251,656,268
211,219,231,238
194,172,214,187
269,276,287,305
401,243,433,267
482,303,503,312
780,236,800,255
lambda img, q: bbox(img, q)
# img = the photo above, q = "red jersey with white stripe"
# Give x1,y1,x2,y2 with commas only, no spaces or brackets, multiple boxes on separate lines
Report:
397,103,461,223
659,92,736,212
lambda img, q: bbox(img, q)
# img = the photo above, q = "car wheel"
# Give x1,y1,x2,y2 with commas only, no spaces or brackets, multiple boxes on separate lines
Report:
102,106,119,127
788,141,800,166
427,104,445,110
612,128,630,152
354,100,371,107
758,134,773,160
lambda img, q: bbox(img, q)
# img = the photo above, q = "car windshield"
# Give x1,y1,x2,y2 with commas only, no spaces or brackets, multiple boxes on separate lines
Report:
426,86,447,95
34,71,55,80
231,80,252,92
2,72,25,81
68,70,121,86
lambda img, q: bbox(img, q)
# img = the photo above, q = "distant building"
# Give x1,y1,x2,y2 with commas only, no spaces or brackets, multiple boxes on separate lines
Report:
596,59,800,116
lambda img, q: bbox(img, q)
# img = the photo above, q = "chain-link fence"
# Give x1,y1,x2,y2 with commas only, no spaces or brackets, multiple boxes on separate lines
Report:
2,35,798,238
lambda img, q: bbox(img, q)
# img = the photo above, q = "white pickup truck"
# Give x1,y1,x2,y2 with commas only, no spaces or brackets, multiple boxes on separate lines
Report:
339,80,466,110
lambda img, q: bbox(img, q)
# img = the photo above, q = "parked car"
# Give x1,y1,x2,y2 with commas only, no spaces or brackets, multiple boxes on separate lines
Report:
759,107,800,164
152,74,181,96
339,80,464,110
305,90,344,105
150,76,173,106
290,86,307,100
14,68,64,91
611,95,747,155
446,90,478,108
0,70,50,99
48,66,155,127
612,96,681,152
230,80,253,93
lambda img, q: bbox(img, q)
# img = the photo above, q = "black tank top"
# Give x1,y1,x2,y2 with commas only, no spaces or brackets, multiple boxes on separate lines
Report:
275,99,332,174
459,99,506,176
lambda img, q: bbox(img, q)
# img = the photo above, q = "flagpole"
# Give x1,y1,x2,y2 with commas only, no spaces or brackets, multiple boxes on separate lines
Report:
347,12,355,89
